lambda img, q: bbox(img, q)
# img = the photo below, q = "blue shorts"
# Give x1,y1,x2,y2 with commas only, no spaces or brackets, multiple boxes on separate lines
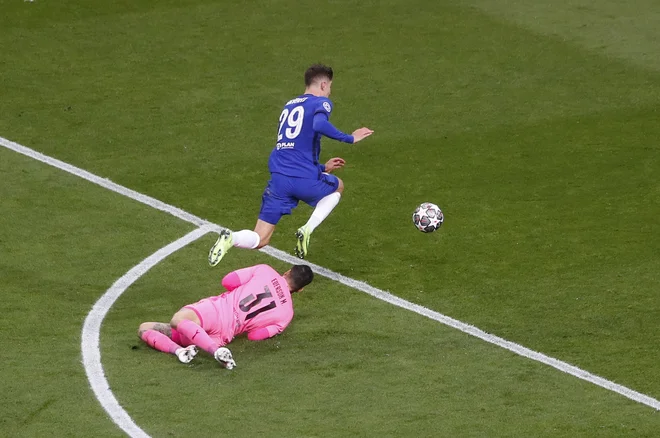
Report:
259,172,339,225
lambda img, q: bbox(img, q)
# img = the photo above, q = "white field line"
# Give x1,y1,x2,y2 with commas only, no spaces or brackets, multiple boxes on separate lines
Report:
2,135,659,413
0,137,216,229
81,225,214,438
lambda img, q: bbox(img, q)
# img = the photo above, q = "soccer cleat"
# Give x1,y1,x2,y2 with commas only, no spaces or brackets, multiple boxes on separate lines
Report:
294,225,311,259
214,347,236,370
175,345,198,364
208,229,233,266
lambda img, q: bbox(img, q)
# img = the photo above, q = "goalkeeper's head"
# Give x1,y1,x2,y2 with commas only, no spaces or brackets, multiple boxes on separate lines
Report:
284,265,314,292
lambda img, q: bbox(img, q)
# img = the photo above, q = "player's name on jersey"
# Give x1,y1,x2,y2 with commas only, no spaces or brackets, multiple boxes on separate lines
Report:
286,97,309,105
271,278,288,304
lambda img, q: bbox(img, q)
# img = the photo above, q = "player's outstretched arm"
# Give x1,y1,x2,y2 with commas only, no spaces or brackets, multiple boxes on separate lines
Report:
313,113,354,143
351,127,374,143
312,113,374,144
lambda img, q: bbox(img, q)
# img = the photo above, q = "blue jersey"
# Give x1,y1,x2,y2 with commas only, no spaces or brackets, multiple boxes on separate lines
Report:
268,94,334,179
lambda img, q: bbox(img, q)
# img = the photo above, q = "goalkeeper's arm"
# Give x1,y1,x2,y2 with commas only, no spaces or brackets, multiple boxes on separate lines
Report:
247,325,283,341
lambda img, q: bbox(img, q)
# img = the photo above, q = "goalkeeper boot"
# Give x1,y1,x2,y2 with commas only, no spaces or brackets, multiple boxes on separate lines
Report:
294,225,311,259
208,229,233,266
214,347,236,370
175,345,198,364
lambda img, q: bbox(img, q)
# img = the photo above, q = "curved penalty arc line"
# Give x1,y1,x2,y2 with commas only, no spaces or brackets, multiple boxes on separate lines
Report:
81,225,214,438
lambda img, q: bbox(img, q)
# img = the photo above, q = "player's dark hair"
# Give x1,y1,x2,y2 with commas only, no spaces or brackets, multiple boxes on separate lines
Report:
288,265,314,292
304,64,333,86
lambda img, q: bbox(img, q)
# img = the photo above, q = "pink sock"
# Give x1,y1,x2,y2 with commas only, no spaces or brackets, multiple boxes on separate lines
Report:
141,330,181,355
176,319,219,355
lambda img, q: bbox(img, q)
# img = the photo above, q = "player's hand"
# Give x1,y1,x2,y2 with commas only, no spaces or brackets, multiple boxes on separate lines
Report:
324,157,346,173
351,127,374,143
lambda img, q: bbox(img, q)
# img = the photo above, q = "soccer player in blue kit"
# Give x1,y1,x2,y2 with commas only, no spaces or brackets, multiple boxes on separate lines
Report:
209,64,373,265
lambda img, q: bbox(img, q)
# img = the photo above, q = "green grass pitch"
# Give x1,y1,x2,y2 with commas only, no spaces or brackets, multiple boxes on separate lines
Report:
1,0,659,436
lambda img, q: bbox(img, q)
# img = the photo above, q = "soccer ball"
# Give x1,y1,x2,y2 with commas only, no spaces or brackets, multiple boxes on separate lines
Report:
412,202,444,233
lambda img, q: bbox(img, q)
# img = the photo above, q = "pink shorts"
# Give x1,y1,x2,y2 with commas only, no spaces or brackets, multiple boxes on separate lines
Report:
171,297,233,346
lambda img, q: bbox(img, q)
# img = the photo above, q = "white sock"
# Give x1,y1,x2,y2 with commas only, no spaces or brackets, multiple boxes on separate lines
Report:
232,230,260,249
304,192,341,233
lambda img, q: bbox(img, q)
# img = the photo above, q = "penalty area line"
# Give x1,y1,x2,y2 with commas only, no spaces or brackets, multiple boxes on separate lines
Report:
2,135,659,413
81,225,215,438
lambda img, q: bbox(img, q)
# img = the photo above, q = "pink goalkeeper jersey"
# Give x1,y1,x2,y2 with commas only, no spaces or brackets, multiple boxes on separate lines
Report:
217,264,294,342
